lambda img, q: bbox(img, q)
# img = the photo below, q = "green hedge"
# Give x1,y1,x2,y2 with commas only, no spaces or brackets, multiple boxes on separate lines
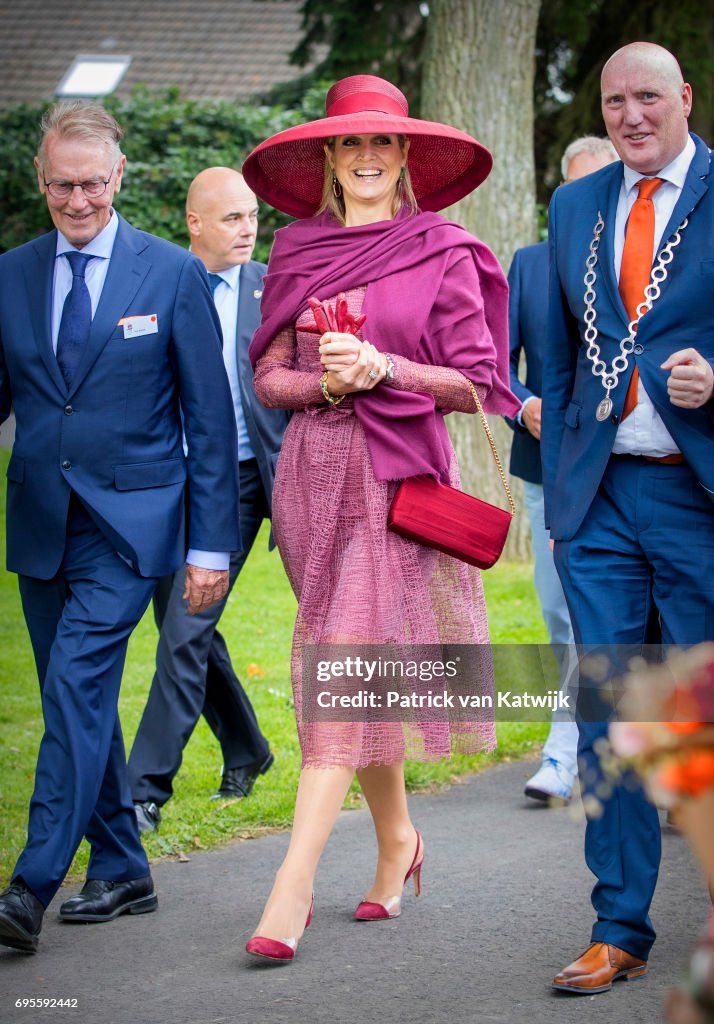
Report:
0,83,329,262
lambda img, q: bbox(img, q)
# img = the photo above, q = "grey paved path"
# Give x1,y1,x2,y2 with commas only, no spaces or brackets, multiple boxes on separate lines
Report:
0,760,706,1024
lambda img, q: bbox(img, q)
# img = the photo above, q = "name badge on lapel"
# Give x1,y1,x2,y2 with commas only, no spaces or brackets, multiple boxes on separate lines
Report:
118,314,159,339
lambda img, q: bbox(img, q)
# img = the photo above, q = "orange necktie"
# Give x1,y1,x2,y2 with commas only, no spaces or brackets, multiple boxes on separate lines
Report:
618,177,663,419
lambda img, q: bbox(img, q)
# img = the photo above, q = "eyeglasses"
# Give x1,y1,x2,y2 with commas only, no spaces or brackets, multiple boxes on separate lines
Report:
43,163,117,200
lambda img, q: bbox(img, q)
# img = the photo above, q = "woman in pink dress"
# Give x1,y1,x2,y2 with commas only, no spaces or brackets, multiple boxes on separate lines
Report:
242,75,520,962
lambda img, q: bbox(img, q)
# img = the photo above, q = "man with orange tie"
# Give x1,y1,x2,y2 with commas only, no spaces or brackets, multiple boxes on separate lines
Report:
542,42,714,995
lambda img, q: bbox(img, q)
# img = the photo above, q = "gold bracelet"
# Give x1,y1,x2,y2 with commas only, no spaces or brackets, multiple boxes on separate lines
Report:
320,371,345,406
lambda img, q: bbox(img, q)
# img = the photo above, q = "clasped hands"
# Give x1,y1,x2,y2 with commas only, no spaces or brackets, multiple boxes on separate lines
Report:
306,294,387,395
320,334,387,394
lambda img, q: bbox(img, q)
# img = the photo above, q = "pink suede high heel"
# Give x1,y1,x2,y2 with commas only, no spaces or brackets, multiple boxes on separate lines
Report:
245,896,314,962
354,832,423,921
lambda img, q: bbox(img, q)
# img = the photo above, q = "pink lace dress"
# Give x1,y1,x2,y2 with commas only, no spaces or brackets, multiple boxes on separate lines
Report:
254,287,496,767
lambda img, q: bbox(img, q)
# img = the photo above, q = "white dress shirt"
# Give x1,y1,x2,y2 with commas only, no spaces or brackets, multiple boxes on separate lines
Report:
209,265,256,462
611,135,695,456
52,210,118,349
53,212,226,570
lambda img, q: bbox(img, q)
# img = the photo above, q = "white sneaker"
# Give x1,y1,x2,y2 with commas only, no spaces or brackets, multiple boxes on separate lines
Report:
524,758,575,803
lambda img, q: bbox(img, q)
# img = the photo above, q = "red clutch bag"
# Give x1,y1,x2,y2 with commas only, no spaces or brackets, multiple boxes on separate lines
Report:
388,379,516,569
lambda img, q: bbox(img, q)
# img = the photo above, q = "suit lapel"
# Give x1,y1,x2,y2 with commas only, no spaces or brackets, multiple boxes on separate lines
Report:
25,231,68,395
593,165,626,320
69,216,150,396
659,134,710,247
236,261,263,378
598,136,711,330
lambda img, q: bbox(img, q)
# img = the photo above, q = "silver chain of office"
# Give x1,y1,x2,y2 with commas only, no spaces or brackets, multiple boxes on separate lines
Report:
582,211,689,421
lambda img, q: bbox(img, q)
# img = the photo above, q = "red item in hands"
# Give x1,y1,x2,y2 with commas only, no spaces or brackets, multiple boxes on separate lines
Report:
345,311,367,334
325,300,339,332
305,294,367,337
306,296,332,335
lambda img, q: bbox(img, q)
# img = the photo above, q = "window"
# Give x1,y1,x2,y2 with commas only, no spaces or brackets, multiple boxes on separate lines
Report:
57,55,132,98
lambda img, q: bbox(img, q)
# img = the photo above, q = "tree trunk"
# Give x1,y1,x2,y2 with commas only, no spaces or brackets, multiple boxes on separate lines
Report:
421,0,541,560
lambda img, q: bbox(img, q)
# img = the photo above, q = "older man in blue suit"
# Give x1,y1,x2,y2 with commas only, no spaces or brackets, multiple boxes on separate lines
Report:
508,136,616,804
0,103,240,952
543,43,714,994
129,169,290,829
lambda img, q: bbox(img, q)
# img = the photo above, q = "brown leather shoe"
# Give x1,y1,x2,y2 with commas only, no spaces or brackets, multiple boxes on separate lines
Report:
552,942,648,994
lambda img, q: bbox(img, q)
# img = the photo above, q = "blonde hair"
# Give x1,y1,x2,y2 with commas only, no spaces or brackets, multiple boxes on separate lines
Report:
37,101,123,169
316,135,417,223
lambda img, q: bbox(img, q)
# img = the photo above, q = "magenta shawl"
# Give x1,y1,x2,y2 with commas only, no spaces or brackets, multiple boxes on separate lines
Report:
250,207,520,482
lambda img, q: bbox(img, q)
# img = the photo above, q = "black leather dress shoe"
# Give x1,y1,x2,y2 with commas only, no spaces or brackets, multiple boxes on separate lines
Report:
0,880,44,952
58,876,157,923
212,752,274,799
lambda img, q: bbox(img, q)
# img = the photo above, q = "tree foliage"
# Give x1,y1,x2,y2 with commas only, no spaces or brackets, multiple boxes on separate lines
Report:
421,0,541,560
536,0,714,193
289,0,427,109
290,0,714,205
0,84,328,260
3,3,709,258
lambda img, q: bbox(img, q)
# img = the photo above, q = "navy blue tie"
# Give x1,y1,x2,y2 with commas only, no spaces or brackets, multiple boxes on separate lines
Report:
208,273,223,298
56,251,93,388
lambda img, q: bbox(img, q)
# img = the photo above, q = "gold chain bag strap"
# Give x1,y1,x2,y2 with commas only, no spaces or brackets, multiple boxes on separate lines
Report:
387,377,516,569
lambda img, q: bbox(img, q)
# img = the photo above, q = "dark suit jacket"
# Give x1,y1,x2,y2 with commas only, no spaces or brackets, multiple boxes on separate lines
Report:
507,241,548,484
234,260,289,523
542,134,714,540
0,214,241,579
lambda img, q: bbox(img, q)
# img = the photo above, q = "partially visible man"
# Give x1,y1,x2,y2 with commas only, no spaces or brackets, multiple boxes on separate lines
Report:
0,104,240,952
129,169,289,831
508,136,617,804
542,43,714,994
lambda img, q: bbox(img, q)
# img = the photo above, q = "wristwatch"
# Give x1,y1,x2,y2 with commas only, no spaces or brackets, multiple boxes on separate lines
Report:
384,353,395,383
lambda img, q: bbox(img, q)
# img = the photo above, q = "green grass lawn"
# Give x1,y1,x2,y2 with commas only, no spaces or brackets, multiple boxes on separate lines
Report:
0,447,548,883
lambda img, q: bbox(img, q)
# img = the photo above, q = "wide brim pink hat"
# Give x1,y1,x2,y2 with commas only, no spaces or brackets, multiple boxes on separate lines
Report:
242,75,493,218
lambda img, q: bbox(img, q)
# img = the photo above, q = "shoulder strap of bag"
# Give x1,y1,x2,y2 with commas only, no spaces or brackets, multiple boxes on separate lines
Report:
463,378,517,517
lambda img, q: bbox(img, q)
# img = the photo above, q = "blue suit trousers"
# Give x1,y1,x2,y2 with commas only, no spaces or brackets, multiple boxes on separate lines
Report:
554,457,714,959
14,498,156,907
128,459,271,805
